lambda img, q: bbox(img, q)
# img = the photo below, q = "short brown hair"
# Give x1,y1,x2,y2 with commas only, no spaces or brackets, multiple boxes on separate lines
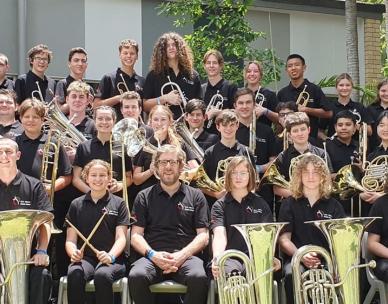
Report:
285,112,310,132
224,156,256,192
234,87,254,104
120,91,141,108
19,98,46,118
202,49,224,66
119,39,139,54
27,44,52,67
68,47,87,62
93,105,117,122
152,144,186,165
215,109,238,126
0,89,16,105
0,137,19,152
81,159,111,182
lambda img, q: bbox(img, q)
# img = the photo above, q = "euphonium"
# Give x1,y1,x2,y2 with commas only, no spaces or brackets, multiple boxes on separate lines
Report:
161,76,187,114
292,217,378,304
206,90,224,128
215,222,287,304
295,85,310,107
116,73,130,95
31,81,44,101
0,210,53,304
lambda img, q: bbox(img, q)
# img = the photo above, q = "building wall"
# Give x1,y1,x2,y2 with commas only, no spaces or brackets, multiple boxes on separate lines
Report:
364,18,383,85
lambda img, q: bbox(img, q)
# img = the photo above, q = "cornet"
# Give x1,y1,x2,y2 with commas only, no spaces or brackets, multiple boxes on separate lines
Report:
31,81,44,101
116,73,130,95
160,76,187,114
295,85,310,107
255,87,266,106
205,90,223,128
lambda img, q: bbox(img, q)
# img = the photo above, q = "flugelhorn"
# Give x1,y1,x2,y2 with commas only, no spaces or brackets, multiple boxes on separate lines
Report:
160,76,187,114
31,81,44,101
295,85,310,107
215,222,287,304
116,73,130,95
206,90,223,128
292,217,378,304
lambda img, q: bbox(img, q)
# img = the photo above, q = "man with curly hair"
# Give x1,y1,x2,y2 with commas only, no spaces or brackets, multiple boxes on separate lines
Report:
143,32,202,119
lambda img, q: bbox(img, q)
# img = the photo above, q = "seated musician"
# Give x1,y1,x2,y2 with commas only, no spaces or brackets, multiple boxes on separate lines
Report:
211,156,276,278
132,105,197,191
0,89,23,139
65,159,130,304
273,111,333,198
72,105,132,194
184,99,219,151
278,153,345,304
129,144,209,304
0,137,53,304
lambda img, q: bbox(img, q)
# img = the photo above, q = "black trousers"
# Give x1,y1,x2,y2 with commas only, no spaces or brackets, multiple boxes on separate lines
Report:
29,266,52,304
128,256,208,304
283,261,307,304
67,257,126,304
373,258,388,282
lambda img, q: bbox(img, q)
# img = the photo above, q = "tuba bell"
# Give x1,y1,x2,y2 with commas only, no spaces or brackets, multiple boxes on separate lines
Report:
292,217,378,304
332,164,366,200
215,222,287,304
0,210,53,304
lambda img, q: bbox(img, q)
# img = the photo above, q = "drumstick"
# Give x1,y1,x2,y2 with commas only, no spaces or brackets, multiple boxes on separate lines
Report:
65,219,99,254
79,211,107,252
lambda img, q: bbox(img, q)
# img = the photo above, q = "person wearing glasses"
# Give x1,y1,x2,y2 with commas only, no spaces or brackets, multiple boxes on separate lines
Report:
14,44,56,104
129,144,209,304
0,89,23,139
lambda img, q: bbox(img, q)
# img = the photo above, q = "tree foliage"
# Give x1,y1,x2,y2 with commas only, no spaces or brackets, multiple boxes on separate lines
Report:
157,0,283,86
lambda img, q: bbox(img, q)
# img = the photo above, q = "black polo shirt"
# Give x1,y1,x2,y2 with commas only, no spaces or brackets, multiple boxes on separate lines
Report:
73,136,132,181
203,141,255,181
320,99,373,137
195,129,219,151
65,191,131,260
73,116,96,140
367,102,388,152
15,132,72,180
279,196,345,259
55,75,96,105
0,171,52,211
277,79,330,138
201,78,237,110
96,68,145,121
0,120,24,140
274,134,323,155
251,87,278,127
325,137,358,173
0,78,14,90
14,70,56,104
275,144,333,180
236,121,277,165
143,68,202,119
368,145,388,161
211,192,272,254
367,194,388,248
132,182,209,252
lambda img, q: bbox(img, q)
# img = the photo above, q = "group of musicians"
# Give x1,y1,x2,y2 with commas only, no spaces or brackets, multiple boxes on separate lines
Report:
1,31,388,304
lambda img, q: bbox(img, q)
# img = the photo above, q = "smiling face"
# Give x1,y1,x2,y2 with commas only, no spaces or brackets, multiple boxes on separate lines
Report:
95,108,115,134
0,93,16,119
155,151,183,186
185,109,205,130
66,90,89,114
244,62,262,86
119,46,138,69
121,98,141,120
20,108,44,136
379,83,388,105
30,51,49,75
289,123,309,145
217,121,239,141
377,116,388,142
150,109,171,134
234,93,254,120
204,54,222,78
336,78,353,99
166,39,178,60
286,58,305,81
86,164,110,192
230,162,250,190
335,117,356,141
68,52,87,78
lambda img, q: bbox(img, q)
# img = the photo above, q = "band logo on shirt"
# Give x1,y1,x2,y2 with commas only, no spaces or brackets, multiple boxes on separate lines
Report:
102,207,118,216
182,77,194,85
246,206,262,214
12,196,31,207
177,202,194,212
316,210,332,220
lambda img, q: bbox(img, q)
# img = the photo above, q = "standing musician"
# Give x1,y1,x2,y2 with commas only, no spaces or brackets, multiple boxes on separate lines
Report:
277,54,332,138
368,79,388,152
120,91,153,138
94,39,145,121
0,137,53,304
132,105,197,191
72,105,133,195
244,60,279,126
0,89,23,139
142,32,202,120
14,44,56,104
278,154,345,304
318,73,373,141
0,53,13,90
184,99,219,151
201,49,237,133
202,109,255,205
129,144,209,304
273,112,333,199
65,159,130,304
210,156,274,278
55,47,93,115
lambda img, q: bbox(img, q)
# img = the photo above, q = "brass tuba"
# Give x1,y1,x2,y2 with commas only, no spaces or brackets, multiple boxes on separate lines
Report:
215,222,287,304
291,217,378,304
0,210,53,304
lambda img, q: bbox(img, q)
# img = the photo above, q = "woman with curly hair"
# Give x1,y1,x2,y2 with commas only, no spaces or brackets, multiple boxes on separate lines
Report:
277,153,345,304
142,32,202,119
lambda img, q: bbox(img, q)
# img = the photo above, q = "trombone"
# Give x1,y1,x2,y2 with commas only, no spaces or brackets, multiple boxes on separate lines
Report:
116,73,130,95
32,81,44,101
160,76,187,114
205,90,223,128
295,85,310,107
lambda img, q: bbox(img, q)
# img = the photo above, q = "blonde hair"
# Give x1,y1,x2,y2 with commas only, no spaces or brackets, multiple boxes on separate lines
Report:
81,159,111,182
67,80,91,96
224,156,256,192
289,153,332,199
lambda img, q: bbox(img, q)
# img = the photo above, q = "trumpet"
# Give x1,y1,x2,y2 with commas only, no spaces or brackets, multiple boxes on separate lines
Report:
160,76,187,114
116,73,130,95
255,87,265,106
295,85,310,107
205,90,223,128
31,81,44,101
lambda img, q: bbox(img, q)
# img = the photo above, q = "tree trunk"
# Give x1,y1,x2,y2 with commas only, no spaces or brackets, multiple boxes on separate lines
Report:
345,0,360,101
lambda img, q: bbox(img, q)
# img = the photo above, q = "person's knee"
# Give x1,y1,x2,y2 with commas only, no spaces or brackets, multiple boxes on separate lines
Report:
94,268,114,285
185,270,208,287
67,267,85,284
